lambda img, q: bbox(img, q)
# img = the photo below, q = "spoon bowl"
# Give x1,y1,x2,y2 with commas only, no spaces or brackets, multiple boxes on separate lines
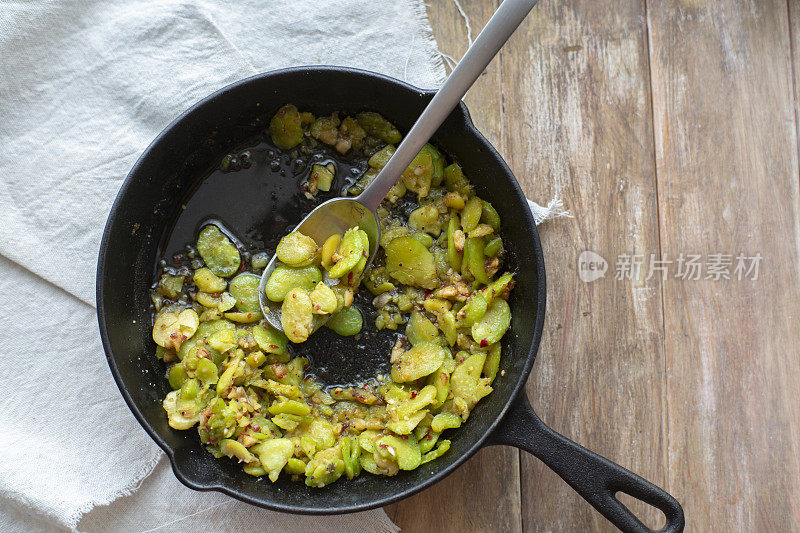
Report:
258,197,380,331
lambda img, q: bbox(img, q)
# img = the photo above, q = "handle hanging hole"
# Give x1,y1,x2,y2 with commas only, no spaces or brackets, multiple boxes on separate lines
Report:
615,491,667,531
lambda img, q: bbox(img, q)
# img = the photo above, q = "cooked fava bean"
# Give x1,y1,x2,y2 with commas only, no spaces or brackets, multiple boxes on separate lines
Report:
377,434,421,470
481,200,501,230
269,104,304,149
265,265,322,302
484,236,503,258
228,273,261,313
447,216,463,271
325,305,362,336
320,234,342,269
368,144,395,169
252,439,295,482
408,204,441,236
431,412,462,433
155,104,516,488
308,163,334,194
252,324,289,356
153,309,198,350
276,231,319,267
483,342,502,383
461,197,483,233
356,111,401,144
463,236,490,284
405,311,439,345
401,145,435,198
451,352,493,409
327,227,369,279
196,225,241,278
309,282,337,314
391,342,446,382
281,287,314,343
384,236,438,289
471,298,511,345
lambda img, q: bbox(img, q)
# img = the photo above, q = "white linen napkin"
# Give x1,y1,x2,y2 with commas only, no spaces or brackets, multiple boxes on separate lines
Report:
0,1,564,531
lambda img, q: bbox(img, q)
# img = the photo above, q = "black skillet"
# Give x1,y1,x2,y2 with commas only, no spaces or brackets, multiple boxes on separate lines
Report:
97,67,684,533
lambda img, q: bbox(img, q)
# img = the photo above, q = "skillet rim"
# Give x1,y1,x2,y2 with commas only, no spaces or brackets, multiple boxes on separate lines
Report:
96,65,547,514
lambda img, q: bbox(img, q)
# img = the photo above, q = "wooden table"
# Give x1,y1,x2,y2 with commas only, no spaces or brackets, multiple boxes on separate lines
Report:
386,1,800,531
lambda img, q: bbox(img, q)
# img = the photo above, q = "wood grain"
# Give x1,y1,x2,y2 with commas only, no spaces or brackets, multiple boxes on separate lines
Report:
385,2,523,531
648,0,800,530
500,1,668,531
392,1,800,531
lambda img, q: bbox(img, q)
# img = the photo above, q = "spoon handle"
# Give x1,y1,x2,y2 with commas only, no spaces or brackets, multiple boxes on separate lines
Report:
357,0,538,212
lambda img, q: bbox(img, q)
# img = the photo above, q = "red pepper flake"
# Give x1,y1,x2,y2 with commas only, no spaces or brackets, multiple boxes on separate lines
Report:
480,338,489,347
269,344,278,349
410,391,418,399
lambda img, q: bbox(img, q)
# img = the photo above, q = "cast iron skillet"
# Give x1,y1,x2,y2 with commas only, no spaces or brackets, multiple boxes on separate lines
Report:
97,67,684,533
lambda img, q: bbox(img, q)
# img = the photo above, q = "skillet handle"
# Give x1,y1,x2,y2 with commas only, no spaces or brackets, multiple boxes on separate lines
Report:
488,393,685,533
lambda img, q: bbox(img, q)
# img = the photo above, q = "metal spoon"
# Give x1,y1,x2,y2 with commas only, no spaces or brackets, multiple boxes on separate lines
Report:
259,0,538,332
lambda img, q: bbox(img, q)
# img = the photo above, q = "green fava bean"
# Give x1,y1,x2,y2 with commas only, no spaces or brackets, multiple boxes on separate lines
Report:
444,163,463,188
309,282,338,314
461,197,483,233
195,357,219,385
401,147,434,198
439,310,457,347
265,265,322,302
431,412,462,433
281,287,314,343
325,305,363,336
385,236,438,290
426,144,445,187
220,439,255,463
408,204,441,236
196,225,241,278
276,231,318,266
327,228,369,279
471,298,511,345
391,343,446,382
228,273,261,313
377,434,421,470
284,457,307,475
456,292,488,327
269,104,304,149
341,436,362,479
252,438,295,482
387,410,427,435
368,144,395,169
168,363,188,390
463,237,490,284
420,439,450,464
252,324,289,356
243,463,267,477
268,399,312,416
451,352,493,407
447,216,463,272
484,236,503,258
193,267,227,293
406,311,439,345
481,200,501,230
356,112,402,144
483,342,502,383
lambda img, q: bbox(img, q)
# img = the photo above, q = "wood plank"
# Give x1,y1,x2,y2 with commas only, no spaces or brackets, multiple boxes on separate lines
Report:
648,0,800,531
385,1,522,531
501,1,669,531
